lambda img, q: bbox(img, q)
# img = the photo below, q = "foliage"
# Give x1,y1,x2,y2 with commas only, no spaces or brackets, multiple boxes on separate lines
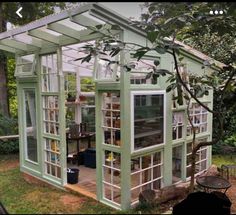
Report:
212,154,236,168
7,58,17,117
0,114,19,154
0,114,18,135
224,135,236,147
0,140,19,154
81,77,95,92
1,2,67,25
0,2,69,117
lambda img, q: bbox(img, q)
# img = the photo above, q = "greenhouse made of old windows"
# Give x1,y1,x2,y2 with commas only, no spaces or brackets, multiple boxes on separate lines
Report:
0,3,225,210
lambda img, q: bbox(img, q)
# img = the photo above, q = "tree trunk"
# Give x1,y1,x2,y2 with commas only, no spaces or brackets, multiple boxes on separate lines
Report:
0,3,9,117
190,149,196,193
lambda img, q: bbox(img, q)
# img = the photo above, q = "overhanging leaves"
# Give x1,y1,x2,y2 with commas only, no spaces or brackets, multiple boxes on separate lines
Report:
133,50,148,61
147,31,159,43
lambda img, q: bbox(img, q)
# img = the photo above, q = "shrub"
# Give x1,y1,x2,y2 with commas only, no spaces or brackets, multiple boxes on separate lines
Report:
0,139,19,154
212,135,236,155
0,115,19,154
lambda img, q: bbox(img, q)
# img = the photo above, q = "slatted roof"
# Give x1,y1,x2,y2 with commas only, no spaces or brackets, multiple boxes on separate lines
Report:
0,2,225,72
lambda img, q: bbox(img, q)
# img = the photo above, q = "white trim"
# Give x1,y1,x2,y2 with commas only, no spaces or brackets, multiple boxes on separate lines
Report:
186,141,209,179
130,90,166,153
130,150,163,204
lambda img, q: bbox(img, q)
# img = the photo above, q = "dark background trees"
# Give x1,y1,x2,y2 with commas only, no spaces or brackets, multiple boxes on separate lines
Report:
0,2,67,117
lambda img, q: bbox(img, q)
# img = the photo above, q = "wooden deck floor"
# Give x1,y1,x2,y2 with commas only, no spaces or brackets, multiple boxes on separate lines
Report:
65,164,97,200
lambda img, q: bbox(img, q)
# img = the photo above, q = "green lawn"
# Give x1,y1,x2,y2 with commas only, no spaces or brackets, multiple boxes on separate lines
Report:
0,154,117,214
212,154,236,167
1,154,234,214
0,154,156,214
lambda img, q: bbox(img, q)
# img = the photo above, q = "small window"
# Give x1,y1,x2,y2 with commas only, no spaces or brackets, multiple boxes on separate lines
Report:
15,54,37,77
93,54,119,82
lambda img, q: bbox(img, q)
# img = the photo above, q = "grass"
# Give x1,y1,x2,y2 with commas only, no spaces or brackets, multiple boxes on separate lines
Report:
0,154,117,214
0,154,158,214
1,153,234,214
212,154,236,167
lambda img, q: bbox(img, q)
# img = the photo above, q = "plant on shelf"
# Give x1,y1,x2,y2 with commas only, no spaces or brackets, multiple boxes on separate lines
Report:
67,92,77,102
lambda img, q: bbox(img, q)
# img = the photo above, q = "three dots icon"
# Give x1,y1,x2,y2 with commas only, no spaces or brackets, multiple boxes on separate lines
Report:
209,10,224,15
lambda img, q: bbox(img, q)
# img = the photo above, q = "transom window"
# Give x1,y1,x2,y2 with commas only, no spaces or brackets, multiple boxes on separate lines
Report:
15,54,37,77
130,77,146,85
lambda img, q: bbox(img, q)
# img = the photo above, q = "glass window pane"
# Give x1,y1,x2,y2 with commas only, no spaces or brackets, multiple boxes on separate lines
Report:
172,145,182,183
25,89,38,163
153,152,161,165
41,54,58,92
130,151,163,205
134,94,164,150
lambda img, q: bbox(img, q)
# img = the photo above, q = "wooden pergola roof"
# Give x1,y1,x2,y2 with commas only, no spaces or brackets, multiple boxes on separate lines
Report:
0,3,225,70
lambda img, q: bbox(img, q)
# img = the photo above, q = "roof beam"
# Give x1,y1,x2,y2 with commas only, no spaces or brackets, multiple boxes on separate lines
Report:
70,13,103,28
89,5,145,37
0,38,39,52
0,45,18,53
14,34,43,48
47,22,81,40
29,28,79,47
0,4,93,40
28,29,60,45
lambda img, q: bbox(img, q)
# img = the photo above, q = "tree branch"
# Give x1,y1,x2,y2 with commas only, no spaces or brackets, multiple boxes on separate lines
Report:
172,48,218,115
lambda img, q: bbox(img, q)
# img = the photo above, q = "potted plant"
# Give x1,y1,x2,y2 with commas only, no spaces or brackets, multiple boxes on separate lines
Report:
67,92,76,102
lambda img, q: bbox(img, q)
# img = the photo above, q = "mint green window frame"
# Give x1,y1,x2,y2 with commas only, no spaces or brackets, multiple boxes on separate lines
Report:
131,90,166,153
23,88,38,164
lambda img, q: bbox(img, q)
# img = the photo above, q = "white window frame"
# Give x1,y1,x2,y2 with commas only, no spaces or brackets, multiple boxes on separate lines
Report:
23,88,38,165
187,103,208,136
172,111,184,140
172,144,183,184
93,54,119,82
130,151,163,206
101,92,121,147
186,141,208,180
131,90,166,153
102,150,121,207
15,54,37,77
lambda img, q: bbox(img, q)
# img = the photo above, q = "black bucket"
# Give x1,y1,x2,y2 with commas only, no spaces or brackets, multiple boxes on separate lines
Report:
67,168,79,184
